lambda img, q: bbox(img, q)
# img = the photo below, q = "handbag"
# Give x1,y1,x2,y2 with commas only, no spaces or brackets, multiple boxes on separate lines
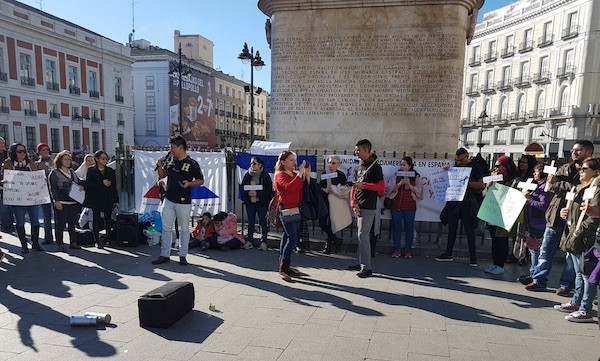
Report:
267,196,282,228
512,234,527,260
383,197,392,209
281,207,301,224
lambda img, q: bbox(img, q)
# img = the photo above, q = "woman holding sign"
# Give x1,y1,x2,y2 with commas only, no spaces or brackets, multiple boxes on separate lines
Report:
49,151,86,251
554,157,600,323
387,157,422,258
241,156,273,251
2,143,42,253
484,156,520,275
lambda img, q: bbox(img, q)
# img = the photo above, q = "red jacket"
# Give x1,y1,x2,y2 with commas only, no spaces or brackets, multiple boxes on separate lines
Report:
191,221,215,240
275,171,304,208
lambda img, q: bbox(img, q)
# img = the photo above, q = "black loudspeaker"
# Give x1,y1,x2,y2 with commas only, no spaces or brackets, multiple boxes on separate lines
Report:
138,282,194,328
116,213,139,247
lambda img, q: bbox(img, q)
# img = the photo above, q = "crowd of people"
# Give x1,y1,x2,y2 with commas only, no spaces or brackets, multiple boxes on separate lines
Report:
0,135,598,325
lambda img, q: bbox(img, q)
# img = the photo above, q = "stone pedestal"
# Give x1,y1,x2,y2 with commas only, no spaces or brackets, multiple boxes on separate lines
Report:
259,0,483,153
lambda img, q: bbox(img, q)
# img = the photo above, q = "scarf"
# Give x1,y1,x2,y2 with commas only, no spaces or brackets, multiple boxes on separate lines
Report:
248,168,262,184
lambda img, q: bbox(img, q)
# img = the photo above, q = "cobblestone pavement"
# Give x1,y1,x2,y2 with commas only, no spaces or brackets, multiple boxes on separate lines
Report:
0,230,598,361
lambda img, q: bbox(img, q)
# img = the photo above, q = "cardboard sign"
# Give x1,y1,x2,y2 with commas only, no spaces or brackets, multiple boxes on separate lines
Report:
483,175,504,183
477,182,527,231
396,171,416,178
243,184,263,191
445,167,472,202
583,186,597,200
429,169,450,204
544,160,557,175
321,172,338,180
3,170,51,206
565,192,576,201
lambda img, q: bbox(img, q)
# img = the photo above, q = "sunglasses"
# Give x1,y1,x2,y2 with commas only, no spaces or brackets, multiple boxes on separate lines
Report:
250,162,259,165
99,157,108,161
328,161,338,164
16,150,25,154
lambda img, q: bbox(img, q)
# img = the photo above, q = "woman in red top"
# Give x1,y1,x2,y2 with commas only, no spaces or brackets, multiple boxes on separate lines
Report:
274,151,310,281
387,157,422,259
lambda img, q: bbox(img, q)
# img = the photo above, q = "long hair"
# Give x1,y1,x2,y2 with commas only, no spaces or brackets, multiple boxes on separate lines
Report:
400,156,420,178
275,151,295,173
8,142,26,163
581,157,600,187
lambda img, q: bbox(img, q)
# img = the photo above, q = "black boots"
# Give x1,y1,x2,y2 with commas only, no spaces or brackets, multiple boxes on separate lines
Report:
323,239,335,254
30,226,43,251
16,225,28,253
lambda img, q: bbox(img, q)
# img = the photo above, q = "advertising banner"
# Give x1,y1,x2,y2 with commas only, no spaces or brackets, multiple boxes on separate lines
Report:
169,69,216,148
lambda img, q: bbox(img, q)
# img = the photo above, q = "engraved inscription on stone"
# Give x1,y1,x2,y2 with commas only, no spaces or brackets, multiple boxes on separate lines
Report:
270,33,463,118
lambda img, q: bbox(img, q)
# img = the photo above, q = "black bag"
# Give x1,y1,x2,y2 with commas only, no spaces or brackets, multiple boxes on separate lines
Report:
383,198,392,209
138,282,194,328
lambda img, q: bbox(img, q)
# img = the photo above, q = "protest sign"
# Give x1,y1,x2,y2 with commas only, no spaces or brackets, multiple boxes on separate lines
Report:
445,167,472,202
3,170,51,206
477,183,526,230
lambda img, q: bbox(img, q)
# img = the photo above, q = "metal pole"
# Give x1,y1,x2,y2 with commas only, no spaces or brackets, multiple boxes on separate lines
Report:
250,48,255,145
178,42,183,135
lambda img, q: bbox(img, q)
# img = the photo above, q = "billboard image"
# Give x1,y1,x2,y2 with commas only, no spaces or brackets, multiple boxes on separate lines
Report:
169,69,216,148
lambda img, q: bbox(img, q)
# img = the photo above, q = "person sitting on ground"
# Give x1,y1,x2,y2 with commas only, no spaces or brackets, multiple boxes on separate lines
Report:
189,212,215,250
203,212,246,251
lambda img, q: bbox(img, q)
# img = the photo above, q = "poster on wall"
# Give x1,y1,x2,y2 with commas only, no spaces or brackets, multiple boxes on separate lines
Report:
169,68,216,148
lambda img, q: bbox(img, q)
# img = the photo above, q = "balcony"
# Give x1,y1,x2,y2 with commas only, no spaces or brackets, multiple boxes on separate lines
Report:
117,120,125,126
532,71,552,84
238,114,243,120
500,46,515,58
509,111,527,123
0,106,9,114
548,107,565,117
20,76,35,86
514,76,531,88
89,90,100,99
49,111,61,119
468,56,481,67
497,79,513,92
24,109,37,116
0,72,6,82
562,25,579,40
480,83,496,94
484,51,497,63
115,95,124,103
537,34,553,48
69,85,81,95
46,81,59,91
518,41,534,53
219,110,225,116
226,111,232,118
556,66,576,79
72,114,82,120
528,109,545,118
91,117,100,123
465,86,479,96
461,118,475,126
491,114,507,124
495,139,507,145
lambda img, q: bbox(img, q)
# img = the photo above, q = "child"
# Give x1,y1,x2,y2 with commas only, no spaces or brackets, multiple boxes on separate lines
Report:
208,212,246,251
189,212,215,250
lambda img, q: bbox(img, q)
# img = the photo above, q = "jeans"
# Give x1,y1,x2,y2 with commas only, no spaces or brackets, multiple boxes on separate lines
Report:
529,248,540,276
531,226,563,288
279,210,301,260
246,203,268,244
391,209,415,251
357,208,376,271
13,205,40,227
41,203,53,243
560,252,576,290
160,199,191,258
445,211,477,263
54,203,79,245
569,252,598,313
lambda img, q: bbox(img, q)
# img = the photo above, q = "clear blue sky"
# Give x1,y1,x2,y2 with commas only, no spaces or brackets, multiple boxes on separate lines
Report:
19,0,516,92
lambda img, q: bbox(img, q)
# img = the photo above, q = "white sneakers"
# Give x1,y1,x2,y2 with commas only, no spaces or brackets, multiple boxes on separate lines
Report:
484,265,505,275
259,242,268,251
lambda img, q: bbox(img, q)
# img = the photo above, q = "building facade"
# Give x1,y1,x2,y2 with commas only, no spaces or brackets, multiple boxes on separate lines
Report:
131,42,268,149
0,0,134,156
174,30,214,68
460,0,600,158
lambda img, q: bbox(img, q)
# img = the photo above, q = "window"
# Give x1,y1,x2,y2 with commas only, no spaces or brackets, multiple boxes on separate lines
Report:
466,130,477,143
535,91,545,115
485,70,494,86
19,53,32,79
488,40,496,56
72,130,81,150
564,49,574,68
0,124,8,144
469,73,478,88
145,93,155,110
496,129,508,142
226,86,229,96
145,76,154,90
115,77,122,96
567,12,578,32
0,48,5,75
540,56,549,73
146,115,156,134
502,66,510,84
45,59,57,87
91,109,99,122
117,133,124,148
117,112,124,126
520,61,529,78
557,124,568,138
560,87,570,114
481,130,492,144
88,70,98,91
238,90,241,99
516,93,526,117
505,35,513,49
219,84,223,93
68,66,78,87
71,106,80,118
91,131,99,152
49,103,59,119
25,126,36,150
543,22,552,40
50,128,60,151
23,100,34,111
499,97,508,118
513,128,525,143
524,29,532,44
467,101,475,121
0,96,7,113
532,127,545,141
472,45,480,59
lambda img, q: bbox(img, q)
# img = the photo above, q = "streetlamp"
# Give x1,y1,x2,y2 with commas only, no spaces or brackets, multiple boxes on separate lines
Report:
238,42,265,145
169,43,191,135
476,110,489,154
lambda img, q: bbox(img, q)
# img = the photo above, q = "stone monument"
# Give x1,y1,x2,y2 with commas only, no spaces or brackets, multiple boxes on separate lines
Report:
259,0,484,153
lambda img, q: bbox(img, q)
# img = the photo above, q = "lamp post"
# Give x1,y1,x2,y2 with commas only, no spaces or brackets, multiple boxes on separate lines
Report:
476,110,489,154
169,43,191,135
238,42,265,145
